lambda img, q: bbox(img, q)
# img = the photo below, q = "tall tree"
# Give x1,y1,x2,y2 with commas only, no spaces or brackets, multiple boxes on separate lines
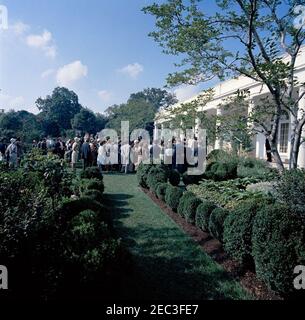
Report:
36,87,82,133
129,88,178,110
144,0,305,170
71,108,98,135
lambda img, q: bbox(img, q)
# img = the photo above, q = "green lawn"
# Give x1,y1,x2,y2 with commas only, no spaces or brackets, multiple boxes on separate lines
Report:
103,173,251,300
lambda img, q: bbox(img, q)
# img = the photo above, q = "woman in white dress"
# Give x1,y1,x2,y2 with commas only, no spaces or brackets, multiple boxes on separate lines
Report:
97,140,107,172
71,138,80,170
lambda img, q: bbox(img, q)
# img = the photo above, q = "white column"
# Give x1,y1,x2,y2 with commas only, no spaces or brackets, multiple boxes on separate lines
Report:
214,108,222,149
248,99,257,156
297,87,305,168
256,132,266,159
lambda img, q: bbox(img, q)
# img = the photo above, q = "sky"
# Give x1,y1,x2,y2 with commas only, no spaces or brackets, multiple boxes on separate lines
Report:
0,0,210,114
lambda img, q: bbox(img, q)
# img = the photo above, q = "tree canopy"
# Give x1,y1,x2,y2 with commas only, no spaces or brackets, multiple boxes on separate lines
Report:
144,0,305,169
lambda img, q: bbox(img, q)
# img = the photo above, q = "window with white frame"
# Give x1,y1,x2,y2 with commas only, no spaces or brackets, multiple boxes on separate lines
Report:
279,122,289,153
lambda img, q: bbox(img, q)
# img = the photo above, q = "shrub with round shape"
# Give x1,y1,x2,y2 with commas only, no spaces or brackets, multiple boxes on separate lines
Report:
155,183,169,201
209,207,230,242
252,204,305,295
165,186,183,212
57,197,111,229
80,167,103,181
86,179,104,194
169,170,181,186
136,163,153,188
177,191,196,217
223,199,266,268
195,201,217,231
183,197,202,224
147,167,168,194
82,189,103,204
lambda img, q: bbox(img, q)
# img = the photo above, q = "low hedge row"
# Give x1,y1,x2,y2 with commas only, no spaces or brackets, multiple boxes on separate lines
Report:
141,164,305,297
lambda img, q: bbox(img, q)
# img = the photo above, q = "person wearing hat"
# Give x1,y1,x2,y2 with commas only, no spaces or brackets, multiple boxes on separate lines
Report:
5,138,18,169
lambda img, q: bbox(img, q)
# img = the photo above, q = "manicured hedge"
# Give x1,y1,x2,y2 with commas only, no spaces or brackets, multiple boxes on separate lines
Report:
165,186,183,212
195,201,217,231
177,191,196,217
136,163,154,188
86,179,105,194
83,189,104,204
208,207,229,243
184,197,202,225
205,161,238,181
155,183,169,201
223,199,263,268
147,167,168,194
80,167,103,181
252,204,305,295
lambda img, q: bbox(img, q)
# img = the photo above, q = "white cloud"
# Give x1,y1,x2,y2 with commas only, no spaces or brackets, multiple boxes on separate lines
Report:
98,90,112,102
56,60,88,87
118,62,143,79
26,30,57,58
173,85,201,102
41,68,55,79
0,93,25,109
10,21,30,35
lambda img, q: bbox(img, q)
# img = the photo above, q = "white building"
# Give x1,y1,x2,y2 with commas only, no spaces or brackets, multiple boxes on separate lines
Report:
154,47,305,168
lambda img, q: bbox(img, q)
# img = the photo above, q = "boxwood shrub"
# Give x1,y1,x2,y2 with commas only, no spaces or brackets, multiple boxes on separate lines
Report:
136,163,154,188
147,167,169,194
177,191,196,217
169,170,181,186
80,167,103,181
165,186,183,212
184,197,202,224
82,189,104,204
223,199,266,268
86,179,104,194
195,201,217,231
252,204,305,295
209,207,230,242
155,182,169,201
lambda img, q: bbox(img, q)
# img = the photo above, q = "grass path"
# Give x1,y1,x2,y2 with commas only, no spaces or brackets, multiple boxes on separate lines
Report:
103,174,251,300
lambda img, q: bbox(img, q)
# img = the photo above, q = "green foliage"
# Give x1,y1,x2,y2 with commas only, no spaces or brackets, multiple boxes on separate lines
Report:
252,204,305,295
207,150,230,163
208,208,229,243
80,167,103,181
169,169,181,186
155,182,169,201
86,179,105,194
165,186,183,212
275,169,305,217
36,87,82,132
72,108,101,135
147,166,169,193
223,199,270,267
136,163,154,188
188,178,270,209
205,160,238,181
82,189,104,204
183,197,202,225
0,151,128,300
177,191,196,217
237,157,278,180
195,201,217,231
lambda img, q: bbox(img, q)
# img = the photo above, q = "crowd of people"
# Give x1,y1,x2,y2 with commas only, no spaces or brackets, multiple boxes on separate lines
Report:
0,133,202,173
